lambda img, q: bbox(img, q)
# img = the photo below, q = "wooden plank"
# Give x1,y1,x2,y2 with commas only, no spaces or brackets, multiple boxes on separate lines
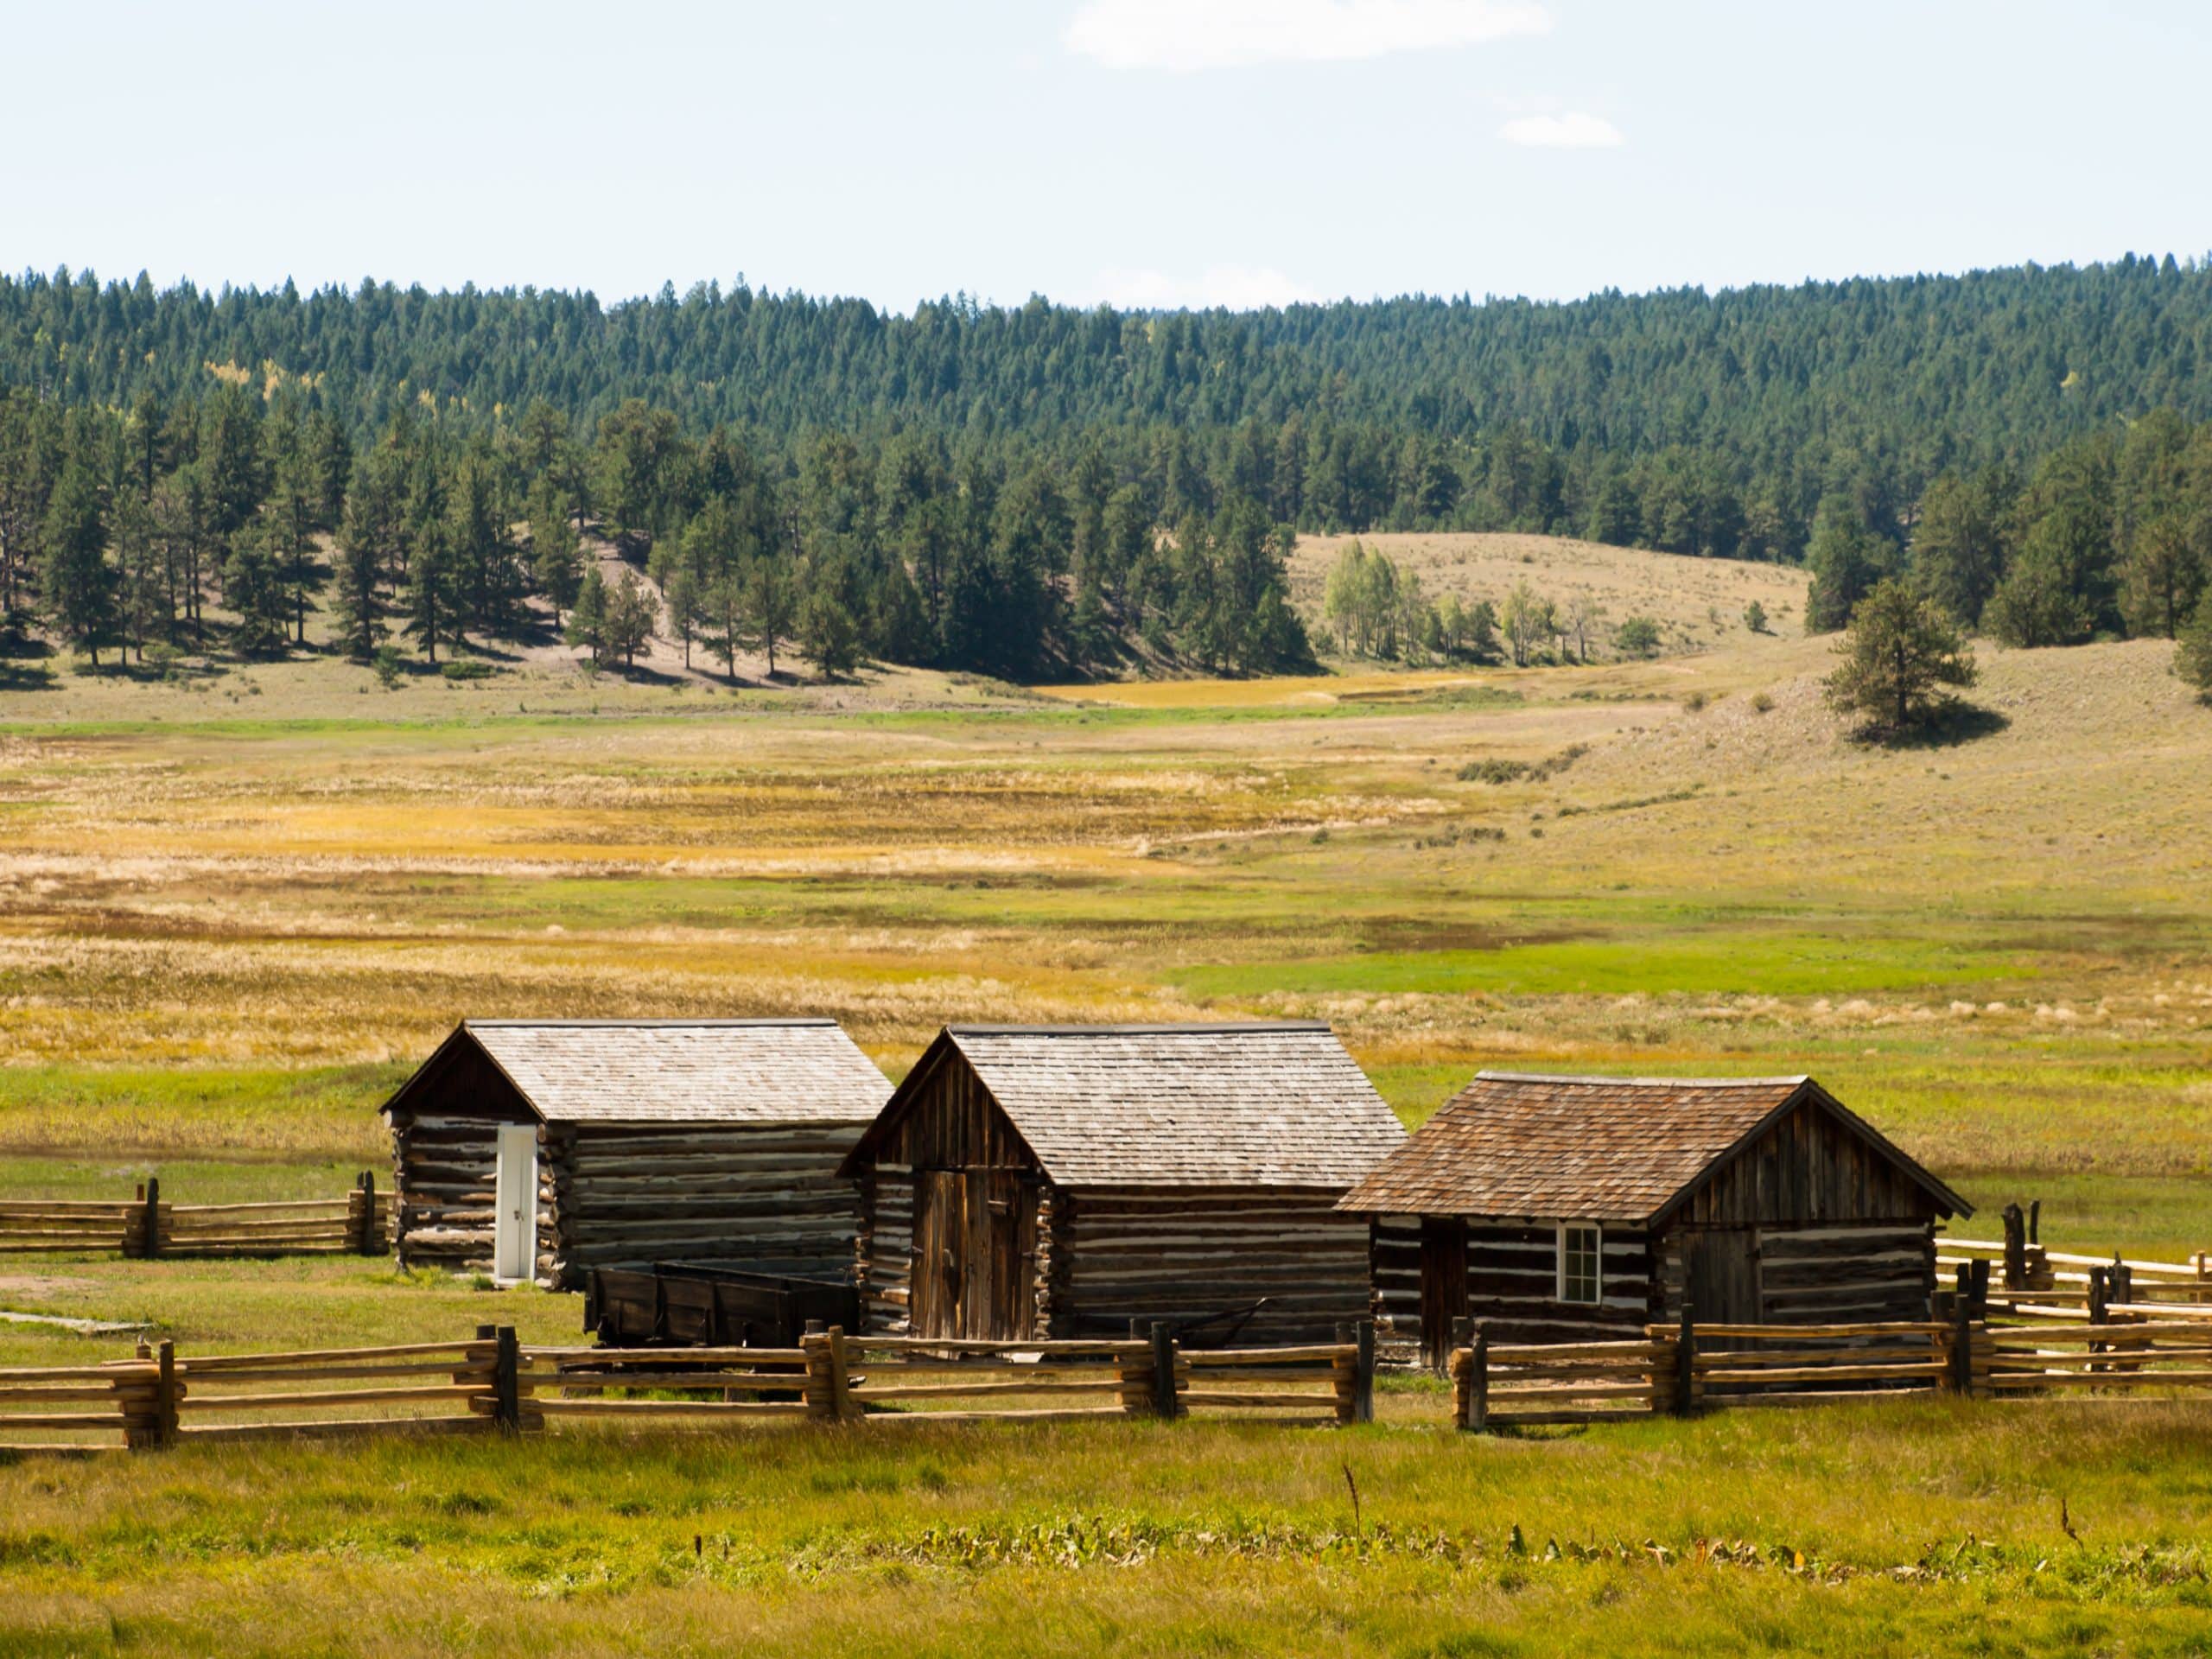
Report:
532,1398,812,1417
1489,1383,1657,1402
177,1385,486,1412
1179,1345,1351,1366
178,1343,492,1373
1718,1387,1940,1408
857,1407,1134,1424
1700,1364,1942,1384
537,1371,805,1390
175,1415,491,1442
522,1346,809,1365
0,1412,128,1429
849,1381,1127,1401
1987,1370,2212,1389
0,1386,139,1404
0,1365,158,1384
1179,1390,1338,1408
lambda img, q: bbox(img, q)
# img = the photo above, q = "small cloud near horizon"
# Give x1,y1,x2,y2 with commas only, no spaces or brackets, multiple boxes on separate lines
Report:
1065,0,1549,73
1084,265,1326,310
1499,111,1624,149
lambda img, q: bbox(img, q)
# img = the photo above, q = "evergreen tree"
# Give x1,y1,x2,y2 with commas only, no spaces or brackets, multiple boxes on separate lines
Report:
403,521,460,663
334,453,400,660
528,484,583,621
2120,511,2208,640
41,458,114,664
1804,498,1897,632
2176,599,2212,701
565,563,609,666
222,525,290,657
604,569,658,669
1824,578,1977,734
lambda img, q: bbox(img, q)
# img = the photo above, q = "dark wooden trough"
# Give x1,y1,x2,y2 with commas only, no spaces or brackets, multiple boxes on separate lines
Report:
584,1260,861,1348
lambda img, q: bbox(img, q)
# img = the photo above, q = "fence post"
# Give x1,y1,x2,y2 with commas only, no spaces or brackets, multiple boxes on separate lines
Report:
493,1326,520,1433
142,1176,162,1261
1949,1265,1974,1395
1968,1257,1990,1319
156,1338,178,1448
801,1321,833,1421
1148,1321,1179,1420
2088,1265,2109,1376
2194,1251,2210,1307
1463,1326,1488,1433
826,1325,855,1421
2000,1202,2026,1290
354,1172,380,1255
1352,1319,1375,1425
1673,1300,1698,1418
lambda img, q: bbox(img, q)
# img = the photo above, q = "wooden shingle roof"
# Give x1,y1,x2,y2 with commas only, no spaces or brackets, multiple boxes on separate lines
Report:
382,1020,891,1127
846,1022,1407,1189
1337,1071,1966,1224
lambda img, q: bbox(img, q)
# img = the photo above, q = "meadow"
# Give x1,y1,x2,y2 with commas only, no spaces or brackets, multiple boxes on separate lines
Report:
3,557,2211,1654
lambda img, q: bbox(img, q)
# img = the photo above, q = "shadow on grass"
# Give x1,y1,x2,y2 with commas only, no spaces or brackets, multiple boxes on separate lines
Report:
1850,701,2012,750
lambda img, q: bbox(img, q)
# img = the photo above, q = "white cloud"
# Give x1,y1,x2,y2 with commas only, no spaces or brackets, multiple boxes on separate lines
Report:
1065,0,1549,73
1085,264,1325,310
1499,111,1624,149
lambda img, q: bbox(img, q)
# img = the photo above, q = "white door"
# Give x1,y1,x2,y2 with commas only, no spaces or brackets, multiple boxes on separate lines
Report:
493,1124,538,1283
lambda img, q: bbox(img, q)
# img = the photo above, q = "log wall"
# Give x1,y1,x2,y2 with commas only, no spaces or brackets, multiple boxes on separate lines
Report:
1458,1221,1656,1344
1052,1185,1372,1347
1369,1215,1422,1338
539,1122,863,1290
390,1110,516,1272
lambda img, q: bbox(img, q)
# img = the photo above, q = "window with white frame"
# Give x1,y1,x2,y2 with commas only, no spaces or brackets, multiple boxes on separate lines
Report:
1557,1222,1602,1304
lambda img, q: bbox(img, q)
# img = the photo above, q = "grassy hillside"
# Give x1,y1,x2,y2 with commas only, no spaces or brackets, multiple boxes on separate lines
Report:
2,618,2207,1249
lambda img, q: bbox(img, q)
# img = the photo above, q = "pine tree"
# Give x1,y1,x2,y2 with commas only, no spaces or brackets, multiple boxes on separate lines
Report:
528,485,583,621
41,459,114,665
2176,600,2212,702
604,569,658,670
222,526,290,658
403,521,460,664
1824,578,1978,735
1804,499,1897,632
334,455,399,660
565,563,609,666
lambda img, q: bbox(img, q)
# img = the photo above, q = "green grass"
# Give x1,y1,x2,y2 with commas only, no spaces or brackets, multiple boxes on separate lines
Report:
4,1402,2211,1656
1173,928,2045,1001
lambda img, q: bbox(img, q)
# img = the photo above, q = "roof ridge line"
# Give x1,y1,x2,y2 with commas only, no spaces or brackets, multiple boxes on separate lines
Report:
1474,1071,1811,1087
948,1020,1333,1036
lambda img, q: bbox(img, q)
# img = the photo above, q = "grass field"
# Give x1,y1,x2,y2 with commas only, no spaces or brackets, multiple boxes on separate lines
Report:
3,554,2211,1653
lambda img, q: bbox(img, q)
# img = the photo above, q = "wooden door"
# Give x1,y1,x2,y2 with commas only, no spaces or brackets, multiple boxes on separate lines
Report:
911,1170,963,1339
1682,1227,1760,1344
1419,1218,1469,1368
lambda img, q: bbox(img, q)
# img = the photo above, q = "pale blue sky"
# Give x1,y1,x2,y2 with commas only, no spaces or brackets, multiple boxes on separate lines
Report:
7,1,2206,311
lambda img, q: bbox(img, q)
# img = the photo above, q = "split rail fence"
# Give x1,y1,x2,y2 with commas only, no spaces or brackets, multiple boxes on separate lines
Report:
0,1174,389,1259
0,1319,1375,1454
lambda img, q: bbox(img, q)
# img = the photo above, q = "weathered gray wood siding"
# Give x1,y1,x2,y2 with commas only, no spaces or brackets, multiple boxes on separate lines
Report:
1052,1185,1371,1346
538,1121,863,1290
387,1043,531,1272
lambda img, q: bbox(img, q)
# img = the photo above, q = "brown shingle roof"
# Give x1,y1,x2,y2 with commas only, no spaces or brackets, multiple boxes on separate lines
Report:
385,1020,891,1126
1337,1071,1964,1223
853,1022,1407,1189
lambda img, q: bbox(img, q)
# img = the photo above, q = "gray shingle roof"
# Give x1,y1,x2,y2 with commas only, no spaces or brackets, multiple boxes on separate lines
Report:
1337,1071,1963,1223
903,1022,1406,1189
392,1020,891,1126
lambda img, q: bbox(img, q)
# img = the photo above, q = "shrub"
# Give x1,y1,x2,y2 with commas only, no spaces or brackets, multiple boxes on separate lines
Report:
1745,600,1770,634
372,646,404,690
1614,615,1662,658
1456,758,1529,785
1683,690,1709,713
1750,690,1776,714
442,658,494,682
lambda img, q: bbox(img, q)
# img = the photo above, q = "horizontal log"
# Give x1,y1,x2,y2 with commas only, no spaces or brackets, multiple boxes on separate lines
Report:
534,1398,812,1418
1189,1345,1353,1365
0,1411,129,1428
1701,1363,1943,1385
179,1343,492,1373
175,1415,492,1442
524,1346,809,1365
0,1365,156,1385
851,1381,1125,1401
539,1371,804,1390
0,1386,134,1404
1178,1389,1338,1408
1183,1366,1341,1384
1716,1387,1940,1408
1987,1370,2212,1389
1484,1408,1650,1426
180,1384,486,1412
847,1338,1146,1357
1987,1322,2212,1344
858,1407,1133,1423
1650,1322,1945,1339
1488,1382,1658,1403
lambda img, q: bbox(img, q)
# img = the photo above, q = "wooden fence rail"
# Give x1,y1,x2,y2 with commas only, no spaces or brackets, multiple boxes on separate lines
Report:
0,1174,390,1260
13,1309,2212,1459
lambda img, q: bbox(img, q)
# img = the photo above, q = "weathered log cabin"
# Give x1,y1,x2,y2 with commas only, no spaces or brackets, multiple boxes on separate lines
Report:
380,1019,891,1288
1337,1071,1969,1362
839,1022,1408,1346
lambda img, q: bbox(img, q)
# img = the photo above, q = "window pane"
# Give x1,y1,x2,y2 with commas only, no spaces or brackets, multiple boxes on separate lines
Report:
1561,1224,1600,1304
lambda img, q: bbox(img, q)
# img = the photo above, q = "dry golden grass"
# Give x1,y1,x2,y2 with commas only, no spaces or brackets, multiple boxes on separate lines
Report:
1291,530,1812,653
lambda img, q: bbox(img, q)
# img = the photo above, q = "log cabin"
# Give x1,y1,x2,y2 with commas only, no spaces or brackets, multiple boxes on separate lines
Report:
380,1019,891,1288
1336,1071,1969,1363
839,1022,1408,1346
